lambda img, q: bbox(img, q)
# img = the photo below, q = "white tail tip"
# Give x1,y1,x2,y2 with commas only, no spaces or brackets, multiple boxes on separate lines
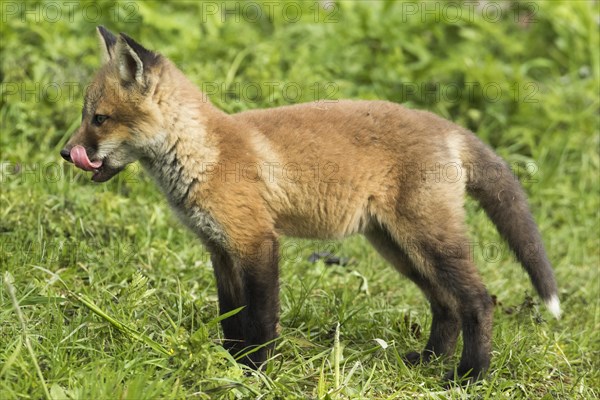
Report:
545,295,561,319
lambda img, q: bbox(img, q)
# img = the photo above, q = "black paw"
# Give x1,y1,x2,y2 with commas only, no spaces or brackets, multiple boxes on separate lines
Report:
403,351,422,366
235,346,270,371
403,350,435,366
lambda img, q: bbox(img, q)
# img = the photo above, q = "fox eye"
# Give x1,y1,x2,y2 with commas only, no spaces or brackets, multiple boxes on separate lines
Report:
92,114,109,126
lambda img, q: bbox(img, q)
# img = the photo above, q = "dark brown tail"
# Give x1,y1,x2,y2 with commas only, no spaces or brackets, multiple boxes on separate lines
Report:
464,134,560,318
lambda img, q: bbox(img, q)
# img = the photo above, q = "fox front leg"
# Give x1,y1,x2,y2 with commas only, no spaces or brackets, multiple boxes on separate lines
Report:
211,237,280,368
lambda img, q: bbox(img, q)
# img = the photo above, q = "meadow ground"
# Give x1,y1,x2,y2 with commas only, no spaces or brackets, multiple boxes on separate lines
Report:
1,1,598,399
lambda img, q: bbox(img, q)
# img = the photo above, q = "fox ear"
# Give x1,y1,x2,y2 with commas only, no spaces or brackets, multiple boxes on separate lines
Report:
96,26,117,63
116,33,160,87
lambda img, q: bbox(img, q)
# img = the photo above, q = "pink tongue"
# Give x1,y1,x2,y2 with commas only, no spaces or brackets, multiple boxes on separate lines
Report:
70,145,102,171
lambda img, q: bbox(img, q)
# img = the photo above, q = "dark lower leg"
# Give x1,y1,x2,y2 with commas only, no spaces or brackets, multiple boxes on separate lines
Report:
404,295,461,365
446,291,493,382
239,268,280,367
427,301,461,356
423,300,461,361
414,236,494,382
211,249,246,356
237,238,280,368
210,238,280,368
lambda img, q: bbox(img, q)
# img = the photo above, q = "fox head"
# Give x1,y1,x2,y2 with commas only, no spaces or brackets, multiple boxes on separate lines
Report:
61,26,167,182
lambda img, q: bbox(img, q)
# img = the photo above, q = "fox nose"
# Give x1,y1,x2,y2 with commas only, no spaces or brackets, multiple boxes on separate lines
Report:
60,148,72,162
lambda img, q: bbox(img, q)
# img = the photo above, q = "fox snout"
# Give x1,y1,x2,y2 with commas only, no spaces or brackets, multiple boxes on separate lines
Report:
60,144,121,183
60,148,72,162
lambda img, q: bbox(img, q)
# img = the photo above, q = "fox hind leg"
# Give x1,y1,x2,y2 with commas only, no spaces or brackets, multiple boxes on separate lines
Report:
365,225,461,365
367,218,493,382
418,238,494,382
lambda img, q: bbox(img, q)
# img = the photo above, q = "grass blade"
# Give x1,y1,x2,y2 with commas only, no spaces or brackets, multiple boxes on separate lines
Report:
69,291,172,357
3,272,52,400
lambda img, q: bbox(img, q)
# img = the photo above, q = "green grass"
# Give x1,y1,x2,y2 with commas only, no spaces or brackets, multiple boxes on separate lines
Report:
1,1,598,398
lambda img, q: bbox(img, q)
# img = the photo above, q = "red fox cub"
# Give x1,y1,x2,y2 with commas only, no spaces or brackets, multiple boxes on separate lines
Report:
61,27,560,383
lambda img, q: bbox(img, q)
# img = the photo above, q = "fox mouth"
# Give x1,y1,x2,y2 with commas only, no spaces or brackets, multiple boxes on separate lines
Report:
69,145,121,182
90,164,122,182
